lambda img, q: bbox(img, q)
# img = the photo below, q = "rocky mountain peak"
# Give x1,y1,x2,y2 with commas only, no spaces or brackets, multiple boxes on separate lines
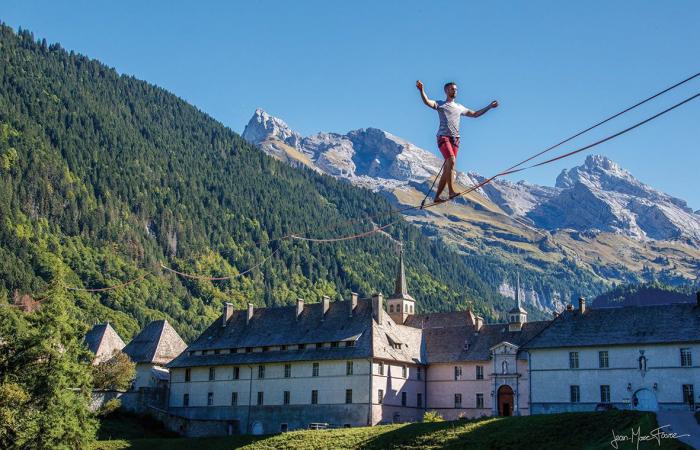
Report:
242,108,302,149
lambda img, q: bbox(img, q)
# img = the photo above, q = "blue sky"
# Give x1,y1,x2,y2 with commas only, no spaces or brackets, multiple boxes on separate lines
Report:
4,1,700,209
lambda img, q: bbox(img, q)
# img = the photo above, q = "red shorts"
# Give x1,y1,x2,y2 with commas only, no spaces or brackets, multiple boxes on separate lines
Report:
437,135,460,159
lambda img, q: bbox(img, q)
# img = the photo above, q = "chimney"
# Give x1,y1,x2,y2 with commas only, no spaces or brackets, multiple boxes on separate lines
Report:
322,296,330,317
474,316,484,331
372,293,383,325
566,303,574,311
246,303,254,325
222,302,233,327
349,292,358,317
296,298,304,319
579,297,586,314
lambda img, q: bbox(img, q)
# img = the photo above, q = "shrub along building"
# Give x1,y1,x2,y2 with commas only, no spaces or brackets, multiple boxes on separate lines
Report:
167,253,550,436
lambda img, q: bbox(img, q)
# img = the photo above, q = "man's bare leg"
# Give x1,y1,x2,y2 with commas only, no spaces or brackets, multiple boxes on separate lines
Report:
446,158,458,198
434,156,456,203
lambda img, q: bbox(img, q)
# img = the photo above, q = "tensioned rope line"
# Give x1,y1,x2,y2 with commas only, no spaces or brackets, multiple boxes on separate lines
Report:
160,247,281,281
66,272,150,292
497,71,700,175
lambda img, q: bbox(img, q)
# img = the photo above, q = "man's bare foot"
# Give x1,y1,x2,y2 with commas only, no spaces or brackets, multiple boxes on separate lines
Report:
433,196,446,204
448,192,459,200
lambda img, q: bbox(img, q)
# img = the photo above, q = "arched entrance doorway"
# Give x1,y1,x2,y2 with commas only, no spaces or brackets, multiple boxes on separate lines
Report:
631,389,658,412
497,385,514,416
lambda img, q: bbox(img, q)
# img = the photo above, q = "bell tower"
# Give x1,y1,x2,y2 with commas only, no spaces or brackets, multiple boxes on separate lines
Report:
508,274,528,332
387,243,415,324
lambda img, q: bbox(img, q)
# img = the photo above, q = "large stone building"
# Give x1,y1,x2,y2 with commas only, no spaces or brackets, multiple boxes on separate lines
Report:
524,297,700,414
165,252,700,436
166,252,551,436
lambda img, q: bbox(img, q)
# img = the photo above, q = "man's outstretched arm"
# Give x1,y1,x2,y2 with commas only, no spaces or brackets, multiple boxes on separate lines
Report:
465,100,498,118
416,80,437,109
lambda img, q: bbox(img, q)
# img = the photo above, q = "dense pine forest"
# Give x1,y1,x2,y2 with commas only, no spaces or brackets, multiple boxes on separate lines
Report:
0,24,544,341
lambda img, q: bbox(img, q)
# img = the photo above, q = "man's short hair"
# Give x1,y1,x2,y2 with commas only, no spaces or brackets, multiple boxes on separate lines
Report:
444,82,456,91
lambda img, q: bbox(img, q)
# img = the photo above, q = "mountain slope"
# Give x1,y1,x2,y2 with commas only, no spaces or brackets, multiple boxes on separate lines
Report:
0,25,539,341
243,109,700,311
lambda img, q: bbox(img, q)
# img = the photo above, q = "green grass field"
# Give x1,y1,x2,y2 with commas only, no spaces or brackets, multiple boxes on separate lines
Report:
92,410,692,450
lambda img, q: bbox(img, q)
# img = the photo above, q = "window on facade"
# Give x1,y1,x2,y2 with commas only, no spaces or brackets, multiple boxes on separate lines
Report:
378,362,384,376
233,366,240,380
569,352,579,369
209,367,215,381
417,366,422,380
600,385,610,403
257,391,264,405
454,366,462,380
346,361,353,376
476,393,484,409
389,304,394,313
401,392,407,406
501,361,508,374
207,392,214,406
280,423,288,432
231,392,238,406
681,348,692,367
258,365,265,379
346,389,353,404
570,385,580,403
183,393,189,407
312,362,319,377
311,390,318,405
378,389,384,404
402,366,407,378
683,385,695,406
599,351,609,368
283,391,290,405
284,363,292,378
475,365,484,380
185,368,191,382
454,393,462,408
417,393,423,408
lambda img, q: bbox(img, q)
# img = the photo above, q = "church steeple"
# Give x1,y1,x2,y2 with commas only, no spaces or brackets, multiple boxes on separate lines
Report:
387,243,415,324
394,244,410,299
508,273,527,331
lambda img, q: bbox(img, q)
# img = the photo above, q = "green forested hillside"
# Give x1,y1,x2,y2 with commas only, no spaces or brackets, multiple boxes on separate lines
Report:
0,24,531,341
591,281,698,308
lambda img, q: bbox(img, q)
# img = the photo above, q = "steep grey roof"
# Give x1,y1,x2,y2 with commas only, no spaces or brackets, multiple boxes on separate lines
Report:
404,311,470,329
123,320,187,364
84,322,125,359
423,321,550,363
524,303,700,349
168,298,424,369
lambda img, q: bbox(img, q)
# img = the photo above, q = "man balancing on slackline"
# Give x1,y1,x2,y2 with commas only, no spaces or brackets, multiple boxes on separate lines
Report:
416,80,498,204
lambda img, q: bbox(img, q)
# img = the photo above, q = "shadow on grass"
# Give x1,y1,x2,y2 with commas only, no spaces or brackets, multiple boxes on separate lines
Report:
358,411,692,450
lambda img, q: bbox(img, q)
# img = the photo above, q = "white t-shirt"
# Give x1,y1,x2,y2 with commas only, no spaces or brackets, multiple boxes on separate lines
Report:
436,100,473,137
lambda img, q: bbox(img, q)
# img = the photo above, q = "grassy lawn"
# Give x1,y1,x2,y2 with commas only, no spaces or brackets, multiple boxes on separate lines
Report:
93,410,693,450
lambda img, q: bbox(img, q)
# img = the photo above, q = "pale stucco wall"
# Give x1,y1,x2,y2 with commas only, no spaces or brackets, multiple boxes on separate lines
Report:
529,343,700,413
170,359,371,409
370,360,425,424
